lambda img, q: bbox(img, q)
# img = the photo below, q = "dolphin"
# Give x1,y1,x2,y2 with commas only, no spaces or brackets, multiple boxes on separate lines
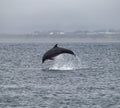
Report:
42,44,75,63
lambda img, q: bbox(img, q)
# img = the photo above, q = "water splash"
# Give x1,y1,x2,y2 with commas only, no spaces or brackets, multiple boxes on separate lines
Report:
49,54,82,70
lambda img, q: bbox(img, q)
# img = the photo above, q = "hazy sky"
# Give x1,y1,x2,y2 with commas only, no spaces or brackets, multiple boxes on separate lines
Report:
0,0,120,33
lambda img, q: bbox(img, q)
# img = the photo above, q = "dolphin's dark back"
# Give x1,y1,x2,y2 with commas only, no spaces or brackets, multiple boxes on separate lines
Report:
59,47,75,55
42,44,75,63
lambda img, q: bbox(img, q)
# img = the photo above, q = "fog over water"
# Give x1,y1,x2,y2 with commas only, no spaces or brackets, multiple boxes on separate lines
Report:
0,0,120,33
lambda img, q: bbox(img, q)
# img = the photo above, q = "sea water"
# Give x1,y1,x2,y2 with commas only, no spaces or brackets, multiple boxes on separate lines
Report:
0,43,120,108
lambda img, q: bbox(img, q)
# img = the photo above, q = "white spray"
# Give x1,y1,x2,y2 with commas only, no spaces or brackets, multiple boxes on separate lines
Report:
49,54,82,70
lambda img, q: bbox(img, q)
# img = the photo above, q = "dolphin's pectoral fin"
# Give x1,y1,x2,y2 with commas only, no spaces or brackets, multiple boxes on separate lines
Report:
50,57,54,60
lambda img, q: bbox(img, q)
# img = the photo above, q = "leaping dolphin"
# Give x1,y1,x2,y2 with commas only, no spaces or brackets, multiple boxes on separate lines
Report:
42,44,75,63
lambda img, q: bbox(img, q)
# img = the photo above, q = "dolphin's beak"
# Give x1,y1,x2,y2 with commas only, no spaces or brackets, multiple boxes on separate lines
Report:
42,60,44,63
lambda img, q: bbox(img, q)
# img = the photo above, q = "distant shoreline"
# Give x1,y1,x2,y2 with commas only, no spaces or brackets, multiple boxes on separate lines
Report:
0,34,120,43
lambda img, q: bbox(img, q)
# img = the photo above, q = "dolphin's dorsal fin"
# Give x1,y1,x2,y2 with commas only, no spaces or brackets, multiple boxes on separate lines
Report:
53,44,58,48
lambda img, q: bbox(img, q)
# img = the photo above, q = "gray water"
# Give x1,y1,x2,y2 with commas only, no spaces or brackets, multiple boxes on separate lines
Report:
0,43,120,108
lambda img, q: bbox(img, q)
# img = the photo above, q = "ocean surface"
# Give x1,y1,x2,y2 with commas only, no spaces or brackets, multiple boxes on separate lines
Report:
0,42,120,108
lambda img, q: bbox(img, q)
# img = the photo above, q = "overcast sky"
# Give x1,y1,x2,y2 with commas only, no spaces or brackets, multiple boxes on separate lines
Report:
0,0,120,33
